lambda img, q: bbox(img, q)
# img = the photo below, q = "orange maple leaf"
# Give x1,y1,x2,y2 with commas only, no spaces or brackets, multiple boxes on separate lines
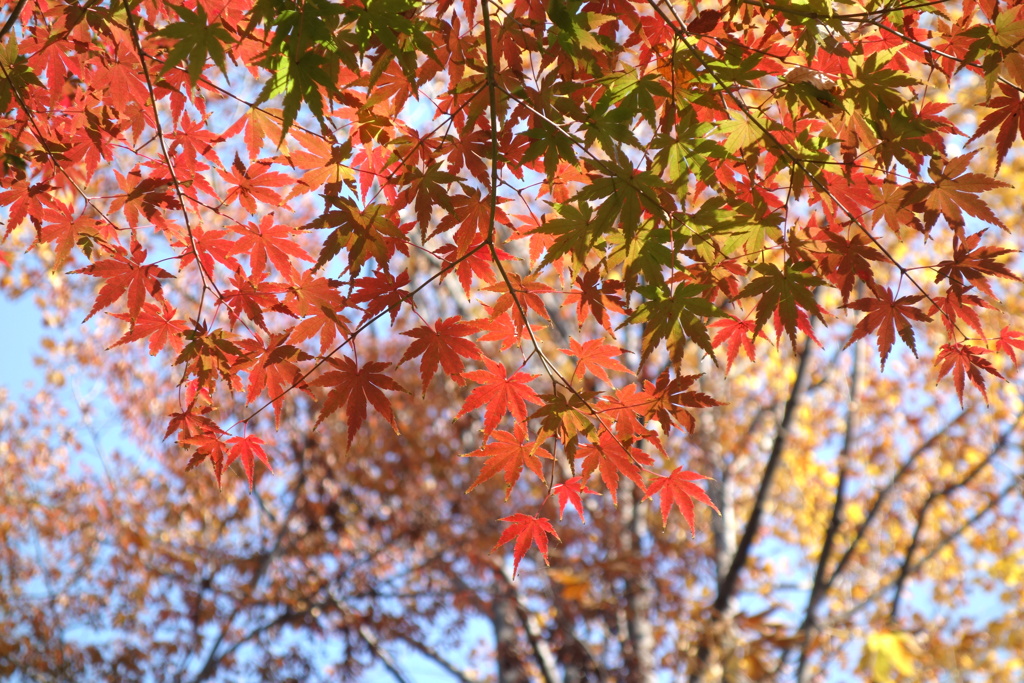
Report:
645,468,719,534
457,358,542,436
464,425,553,498
492,513,559,578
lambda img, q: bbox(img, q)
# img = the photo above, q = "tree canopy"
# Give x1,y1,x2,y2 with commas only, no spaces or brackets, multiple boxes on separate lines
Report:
2,0,1024,678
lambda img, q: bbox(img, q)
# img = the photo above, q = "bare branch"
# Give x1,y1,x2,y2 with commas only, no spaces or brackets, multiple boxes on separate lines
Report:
796,334,862,681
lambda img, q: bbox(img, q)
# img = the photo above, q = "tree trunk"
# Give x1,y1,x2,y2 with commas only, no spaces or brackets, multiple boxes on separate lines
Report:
619,481,656,683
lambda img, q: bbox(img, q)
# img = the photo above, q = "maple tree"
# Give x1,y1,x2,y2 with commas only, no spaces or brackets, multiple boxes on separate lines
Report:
4,0,1024,676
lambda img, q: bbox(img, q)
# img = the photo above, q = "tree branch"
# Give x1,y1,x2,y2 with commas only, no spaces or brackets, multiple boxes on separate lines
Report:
796,324,862,681
0,0,27,43
690,336,814,682
823,408,970,592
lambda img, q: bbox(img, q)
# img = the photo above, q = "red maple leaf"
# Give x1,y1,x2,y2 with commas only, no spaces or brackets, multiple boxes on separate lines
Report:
37,201,97,269
399,316,482,391
72,243,174,325
456,358,542,436
0,181,58,235
643,372,722,434
226,434,273,491
109,301,188,355
968,82,1024,172
483,272,553,332
349,270,411,324
435,242,513,297
928,287,992,336
222,268,289,332
934,230,1020,299
710,318,765,374
908,153,1010,234
995,326,1024,366
234,334,310,428
492,513,560,578
844,287,931,369
812,230,885,303
645,468,719,534
228,215,313,279
218,154,291,213
562,338,632,385
552,476,598,523
563,267,626,332
935,343,1004,405
181,430,230,488
598,384,655,440
311,356,408,445
464,425,554,498
476,307,543,350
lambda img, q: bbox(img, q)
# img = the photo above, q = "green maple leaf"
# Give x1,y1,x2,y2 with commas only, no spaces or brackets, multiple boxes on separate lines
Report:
738,262,825,348
158,4,234,85
626,283,724,363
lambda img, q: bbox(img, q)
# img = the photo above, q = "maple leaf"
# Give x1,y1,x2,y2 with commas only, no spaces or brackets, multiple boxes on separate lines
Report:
995,326,1024,366
934,230,1020,299
562,338,631,385
935,343,1003,406
37,202,96,269
434,242,513,297
235,334,311,428
492,513,560,578
968,82,1024,172
229,215,313,280
627,283,722,362
222,269,290,332
812,231,885,303
349,270,411,325
710,318,764,374
844,287,931,369
532,391,599,464
218,154,291,214
180,431,230,488
577,431,652,504
907,153,1011,234
563,267,626,332
0,181,58,236
598,384,654,440
226,435,273,491
456,358,542,436
399,316,482,392
687,8,722,33
738,262,825,349
312,356,408,446
109,301,188,356
552,476,598,523
464,425,554,498
645,468,719,534
483,272,553,332
476,308,543,351
156,2,233,85
928,287,992,336
644,372,723,434
71,243,174,325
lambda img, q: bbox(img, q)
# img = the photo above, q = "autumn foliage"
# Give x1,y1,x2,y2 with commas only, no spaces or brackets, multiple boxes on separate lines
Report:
3,0,1024,675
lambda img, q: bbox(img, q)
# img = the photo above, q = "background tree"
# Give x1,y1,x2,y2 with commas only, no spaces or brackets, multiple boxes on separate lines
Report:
3,0,1024,679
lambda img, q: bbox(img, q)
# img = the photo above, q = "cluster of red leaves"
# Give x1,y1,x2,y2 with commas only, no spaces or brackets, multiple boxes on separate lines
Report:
2,0,1023,574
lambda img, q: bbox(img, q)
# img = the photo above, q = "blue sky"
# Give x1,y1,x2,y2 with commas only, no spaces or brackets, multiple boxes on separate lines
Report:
0,292,44,398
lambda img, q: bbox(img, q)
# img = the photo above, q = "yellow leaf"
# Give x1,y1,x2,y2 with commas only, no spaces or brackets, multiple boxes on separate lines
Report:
862,631,919,681
719,112,765,154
